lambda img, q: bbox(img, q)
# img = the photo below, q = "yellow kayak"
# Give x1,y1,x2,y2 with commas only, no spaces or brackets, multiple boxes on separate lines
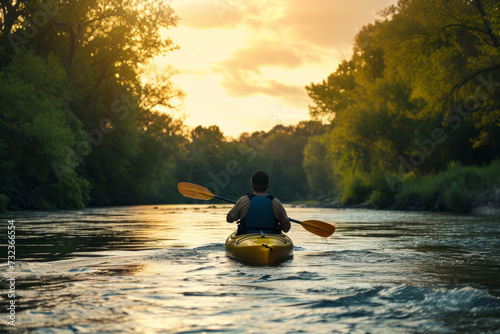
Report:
225,231,293,265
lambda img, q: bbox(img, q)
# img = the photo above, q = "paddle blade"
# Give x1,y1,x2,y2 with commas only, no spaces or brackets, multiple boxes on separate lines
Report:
177,182,215,201
300,220,335,237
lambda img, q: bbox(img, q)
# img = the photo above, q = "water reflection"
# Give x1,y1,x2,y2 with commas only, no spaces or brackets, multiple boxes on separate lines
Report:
1,206,500,333
2,205,236,262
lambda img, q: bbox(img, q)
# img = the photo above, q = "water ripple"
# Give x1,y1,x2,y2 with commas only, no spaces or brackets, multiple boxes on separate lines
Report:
3,206,500,333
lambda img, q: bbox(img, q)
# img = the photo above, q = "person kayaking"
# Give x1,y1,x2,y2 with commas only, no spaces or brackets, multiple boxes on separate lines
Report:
226,169,291,235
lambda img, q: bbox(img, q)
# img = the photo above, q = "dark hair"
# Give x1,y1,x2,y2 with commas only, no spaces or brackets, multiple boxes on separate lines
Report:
251,169,269,192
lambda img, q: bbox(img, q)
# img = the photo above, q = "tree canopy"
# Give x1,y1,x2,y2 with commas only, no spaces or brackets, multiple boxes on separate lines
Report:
0,0,182,209
303,0,500,206
1,0,499,211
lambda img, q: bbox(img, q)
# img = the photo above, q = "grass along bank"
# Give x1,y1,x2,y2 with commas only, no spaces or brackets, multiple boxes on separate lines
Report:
339,160,500,213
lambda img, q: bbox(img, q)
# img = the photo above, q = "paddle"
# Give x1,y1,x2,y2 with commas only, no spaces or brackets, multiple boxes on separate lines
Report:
177,182,335,237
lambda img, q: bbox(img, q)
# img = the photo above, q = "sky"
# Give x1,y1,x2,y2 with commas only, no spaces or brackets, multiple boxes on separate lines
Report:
155,0,397,138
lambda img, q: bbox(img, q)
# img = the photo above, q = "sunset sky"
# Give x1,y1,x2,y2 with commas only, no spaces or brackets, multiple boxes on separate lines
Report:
156,0,397,138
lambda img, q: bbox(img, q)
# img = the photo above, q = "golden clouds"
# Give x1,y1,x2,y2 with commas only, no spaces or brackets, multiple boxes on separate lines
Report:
165,0,396,136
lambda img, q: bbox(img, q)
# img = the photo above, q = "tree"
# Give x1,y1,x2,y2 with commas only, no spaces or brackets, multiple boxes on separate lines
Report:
383,0,500,156
188,125,226,185
1,0,185,209
303,134,332,197
306,60,356,122
304,0,500,205
0,49,90,209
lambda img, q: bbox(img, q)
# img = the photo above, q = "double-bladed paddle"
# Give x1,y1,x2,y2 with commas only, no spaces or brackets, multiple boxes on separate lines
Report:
177,182,335,237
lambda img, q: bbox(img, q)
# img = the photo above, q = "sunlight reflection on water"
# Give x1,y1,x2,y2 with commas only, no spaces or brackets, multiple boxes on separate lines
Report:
1,205,500,333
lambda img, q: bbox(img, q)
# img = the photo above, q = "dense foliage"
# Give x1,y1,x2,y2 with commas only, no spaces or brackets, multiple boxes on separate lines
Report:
1,0,499,212
0,0,183,209
0,0,325,210
304,0,500,207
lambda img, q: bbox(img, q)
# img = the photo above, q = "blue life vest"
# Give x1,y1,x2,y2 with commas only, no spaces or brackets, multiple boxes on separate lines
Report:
239,194,280,235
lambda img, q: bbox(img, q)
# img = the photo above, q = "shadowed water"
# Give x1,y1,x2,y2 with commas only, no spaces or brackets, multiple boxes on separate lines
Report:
1,205,500,333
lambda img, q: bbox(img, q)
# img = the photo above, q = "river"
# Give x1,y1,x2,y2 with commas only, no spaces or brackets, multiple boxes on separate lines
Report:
1,205,500,333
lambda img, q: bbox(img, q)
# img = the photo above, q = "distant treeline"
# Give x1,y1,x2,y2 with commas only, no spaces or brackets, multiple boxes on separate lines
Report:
1,0,500,212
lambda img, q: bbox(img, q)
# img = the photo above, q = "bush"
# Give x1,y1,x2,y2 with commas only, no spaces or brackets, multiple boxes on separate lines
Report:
341,175,372,205
340,161,500,212
369,190,388,209
393,161,499,212
395,174,443,210
443,178,470,211
481,159,500,184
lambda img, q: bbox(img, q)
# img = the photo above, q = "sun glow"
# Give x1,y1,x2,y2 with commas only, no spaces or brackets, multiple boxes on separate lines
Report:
150,0,398,137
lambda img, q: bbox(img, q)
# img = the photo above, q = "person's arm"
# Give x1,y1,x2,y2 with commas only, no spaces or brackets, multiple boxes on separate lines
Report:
226,196,249,223
272,198,291,232
281,216,291,233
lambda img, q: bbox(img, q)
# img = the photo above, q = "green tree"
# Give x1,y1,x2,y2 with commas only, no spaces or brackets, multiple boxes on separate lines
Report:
0,49,90,210
1,0,184,208
188,125,226,185
129,111,187,204
383,0,500,158
304,0,500,205
302,134,332,197
306,60,356,122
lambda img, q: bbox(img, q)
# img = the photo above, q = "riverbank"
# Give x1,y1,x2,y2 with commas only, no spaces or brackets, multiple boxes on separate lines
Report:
3,161,500,215
296,187,500,215
388,161,500,214
295,161,500,214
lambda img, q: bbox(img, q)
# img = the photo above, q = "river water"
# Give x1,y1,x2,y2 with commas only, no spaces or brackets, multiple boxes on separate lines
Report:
1,205,500,333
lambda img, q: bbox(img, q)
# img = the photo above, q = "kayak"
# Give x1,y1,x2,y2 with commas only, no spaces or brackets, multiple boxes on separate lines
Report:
225,231,293,265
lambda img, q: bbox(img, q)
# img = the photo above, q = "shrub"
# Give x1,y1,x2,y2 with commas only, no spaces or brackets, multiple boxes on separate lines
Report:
395,175,442,210
444,178,470,211
369,190,391,209
341,175,372,205
481,159,500,184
